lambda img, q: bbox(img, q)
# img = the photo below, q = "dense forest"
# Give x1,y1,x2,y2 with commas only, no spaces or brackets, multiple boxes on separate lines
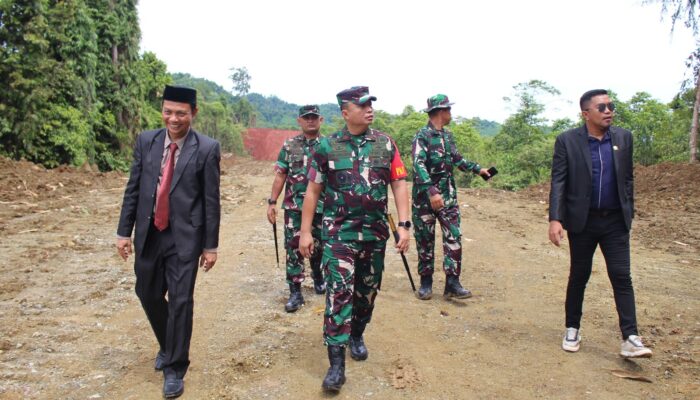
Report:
0,1,697,190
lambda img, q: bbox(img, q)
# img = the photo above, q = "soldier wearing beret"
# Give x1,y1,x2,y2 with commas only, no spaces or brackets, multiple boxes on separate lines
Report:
267,105,326,312
299,86,410,392
116,85,221,398
412,94,490,301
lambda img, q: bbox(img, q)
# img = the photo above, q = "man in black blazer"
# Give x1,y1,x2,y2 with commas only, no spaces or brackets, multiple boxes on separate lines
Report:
548,89,651,359
116,85,221,398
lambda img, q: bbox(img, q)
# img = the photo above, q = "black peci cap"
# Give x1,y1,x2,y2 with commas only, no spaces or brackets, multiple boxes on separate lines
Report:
163,85,197,105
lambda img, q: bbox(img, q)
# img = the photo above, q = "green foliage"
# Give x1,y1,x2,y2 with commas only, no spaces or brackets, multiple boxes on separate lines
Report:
612,92,674,165
0,0,167,171
485,80,561,189
171,73,247,154
231,97,255,127
136,51,172,127
1,1,694,177
452,121,488,187
550,118,577,134
195,100,245,155
391,107,425,157
42,104,94,168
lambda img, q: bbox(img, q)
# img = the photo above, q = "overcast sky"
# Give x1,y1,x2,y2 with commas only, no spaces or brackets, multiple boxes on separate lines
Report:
138,0,696,123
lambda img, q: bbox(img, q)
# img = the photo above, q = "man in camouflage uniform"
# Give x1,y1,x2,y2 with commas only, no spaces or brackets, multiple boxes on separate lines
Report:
412,94,491,300
267,105,325,313
299,86,410,393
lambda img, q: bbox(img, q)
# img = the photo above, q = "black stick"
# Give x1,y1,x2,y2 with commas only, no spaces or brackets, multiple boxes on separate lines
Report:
273,222,279,268
387,214,416,292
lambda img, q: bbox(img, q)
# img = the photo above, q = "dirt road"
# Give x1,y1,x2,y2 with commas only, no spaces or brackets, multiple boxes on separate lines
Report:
0,158,698,399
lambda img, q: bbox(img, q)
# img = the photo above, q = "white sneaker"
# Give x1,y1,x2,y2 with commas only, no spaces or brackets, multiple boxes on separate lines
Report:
620,335,652,358
562,327,581,352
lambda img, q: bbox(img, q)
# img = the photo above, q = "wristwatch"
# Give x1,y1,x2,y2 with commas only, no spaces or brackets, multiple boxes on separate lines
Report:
398,221,411,229
267,198,277,205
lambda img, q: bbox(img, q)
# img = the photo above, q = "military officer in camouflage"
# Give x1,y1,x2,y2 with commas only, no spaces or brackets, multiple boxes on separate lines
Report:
412,94,491,301
299,86,410,393
267,105,326,312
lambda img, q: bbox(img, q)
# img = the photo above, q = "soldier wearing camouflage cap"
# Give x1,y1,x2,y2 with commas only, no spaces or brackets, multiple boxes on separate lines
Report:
299,86,410,393
412,94,491,301
267,105,326,312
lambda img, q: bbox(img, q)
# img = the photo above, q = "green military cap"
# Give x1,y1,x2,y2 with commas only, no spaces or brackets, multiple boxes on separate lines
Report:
299,104,321,117
423,94,454,112
336,86,377,107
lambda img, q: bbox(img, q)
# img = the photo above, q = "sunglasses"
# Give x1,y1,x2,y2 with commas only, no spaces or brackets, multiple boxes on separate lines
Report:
589,102,615,113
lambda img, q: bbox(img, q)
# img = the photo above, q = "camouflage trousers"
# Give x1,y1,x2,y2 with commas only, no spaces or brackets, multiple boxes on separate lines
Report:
284,210,323,284
412,204,462,277
322,239,386,346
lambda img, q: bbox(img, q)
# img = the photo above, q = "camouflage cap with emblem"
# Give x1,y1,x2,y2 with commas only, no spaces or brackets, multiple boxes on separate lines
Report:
299,104,321,117
336,86,377,107
423,94,454,112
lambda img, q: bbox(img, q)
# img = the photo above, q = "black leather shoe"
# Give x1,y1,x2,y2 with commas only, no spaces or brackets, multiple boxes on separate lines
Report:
322,345,346,392
444,275,472,299
154,350,166,371
163,376,184,398
417,275,433,300
349,335,368,361
285,283,305,312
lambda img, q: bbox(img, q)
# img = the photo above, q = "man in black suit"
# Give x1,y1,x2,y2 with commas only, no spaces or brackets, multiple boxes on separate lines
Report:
548,89,651,359
116,85,221,398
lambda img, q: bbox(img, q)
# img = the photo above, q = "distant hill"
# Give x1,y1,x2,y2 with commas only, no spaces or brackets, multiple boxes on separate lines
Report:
171,73,341,129
170,73,497,135
171,73,234,104
468,117,502,137
246,93,342,129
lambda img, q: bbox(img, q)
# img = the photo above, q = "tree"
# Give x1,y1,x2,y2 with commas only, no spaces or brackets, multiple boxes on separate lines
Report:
0,0,100,167
494,80,560,151
654,0,700,162
451,120,487,187
684,46,700,162
229,66,251,97
491,80,561,189
617,92,675,165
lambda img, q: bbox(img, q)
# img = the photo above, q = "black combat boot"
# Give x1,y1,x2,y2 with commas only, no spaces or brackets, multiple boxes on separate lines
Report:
322,345,346,392
284,283,304,312
443,275,472,299
417,274,433,300
311,268,326,295
349,321,368,361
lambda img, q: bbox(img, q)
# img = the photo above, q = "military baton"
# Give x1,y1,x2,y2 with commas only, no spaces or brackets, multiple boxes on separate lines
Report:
272,222,280,268
387,214,416,292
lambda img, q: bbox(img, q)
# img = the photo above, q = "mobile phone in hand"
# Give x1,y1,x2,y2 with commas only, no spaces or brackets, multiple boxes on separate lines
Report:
481,166,498,181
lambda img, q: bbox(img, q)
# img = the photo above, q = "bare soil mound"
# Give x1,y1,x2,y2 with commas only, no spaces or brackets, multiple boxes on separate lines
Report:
518,162,700,252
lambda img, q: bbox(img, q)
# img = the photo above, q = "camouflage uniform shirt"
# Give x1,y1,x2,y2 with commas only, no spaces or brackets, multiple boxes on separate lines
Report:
275,133,324,214
308,127,407,242
412,122,480,209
